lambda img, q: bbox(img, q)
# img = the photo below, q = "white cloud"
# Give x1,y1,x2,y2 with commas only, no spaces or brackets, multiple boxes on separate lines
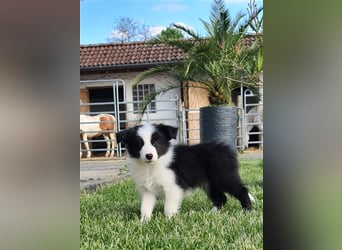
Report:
149,26,167,36
173,22,194,32
149,23,197,38
107,30,121,39
175,22,197,33
107,26,167,41
107,23,197,41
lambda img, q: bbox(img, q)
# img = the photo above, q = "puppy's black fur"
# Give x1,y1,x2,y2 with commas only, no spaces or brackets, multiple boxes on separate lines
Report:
116,123,252,214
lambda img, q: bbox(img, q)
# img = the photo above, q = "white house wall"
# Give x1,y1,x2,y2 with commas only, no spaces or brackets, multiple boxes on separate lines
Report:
80,71,181,127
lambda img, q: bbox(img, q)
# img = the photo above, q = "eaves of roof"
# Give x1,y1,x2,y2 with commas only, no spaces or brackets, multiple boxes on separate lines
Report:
80,60,183,73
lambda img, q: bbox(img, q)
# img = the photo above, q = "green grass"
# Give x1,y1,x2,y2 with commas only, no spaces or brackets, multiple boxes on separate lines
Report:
80,158,263,249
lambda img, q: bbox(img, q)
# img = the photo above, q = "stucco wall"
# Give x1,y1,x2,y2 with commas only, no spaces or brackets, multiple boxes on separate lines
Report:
80,71,181,128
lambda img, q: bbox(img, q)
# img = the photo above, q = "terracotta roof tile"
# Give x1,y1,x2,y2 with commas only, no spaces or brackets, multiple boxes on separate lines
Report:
243,34,261,47
80,35,261,69
80,42,186,68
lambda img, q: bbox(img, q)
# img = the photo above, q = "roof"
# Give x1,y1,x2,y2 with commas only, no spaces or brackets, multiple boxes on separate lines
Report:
243,34,260,47
80,42,186,70
80,35,260,70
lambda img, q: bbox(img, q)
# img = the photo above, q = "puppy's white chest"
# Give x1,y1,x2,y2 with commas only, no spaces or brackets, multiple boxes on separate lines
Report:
131,164,164,194
142,175,163,194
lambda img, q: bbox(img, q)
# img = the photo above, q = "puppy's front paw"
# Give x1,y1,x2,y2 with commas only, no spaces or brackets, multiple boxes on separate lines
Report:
140,216,151,222
164,209,178,219
211,206,219,213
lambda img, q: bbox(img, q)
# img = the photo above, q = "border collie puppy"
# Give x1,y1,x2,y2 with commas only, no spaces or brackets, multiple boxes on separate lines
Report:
116,123,254,221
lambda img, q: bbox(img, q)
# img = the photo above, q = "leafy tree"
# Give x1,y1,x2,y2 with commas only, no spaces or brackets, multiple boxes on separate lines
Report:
150,26,184,42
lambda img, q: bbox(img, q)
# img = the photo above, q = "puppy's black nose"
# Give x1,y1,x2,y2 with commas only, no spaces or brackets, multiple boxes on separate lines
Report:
145,153,153,160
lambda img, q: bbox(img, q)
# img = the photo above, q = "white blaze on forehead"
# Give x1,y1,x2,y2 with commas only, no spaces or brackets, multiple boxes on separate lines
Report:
137,124,155,142
137,124,158,162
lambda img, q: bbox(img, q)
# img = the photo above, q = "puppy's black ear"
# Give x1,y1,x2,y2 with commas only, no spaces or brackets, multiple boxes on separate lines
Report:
157,124,178,140
116,129,131,145
116,126,141,145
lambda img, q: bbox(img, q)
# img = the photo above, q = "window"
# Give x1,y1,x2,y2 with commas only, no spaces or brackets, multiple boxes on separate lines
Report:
132,84,156,113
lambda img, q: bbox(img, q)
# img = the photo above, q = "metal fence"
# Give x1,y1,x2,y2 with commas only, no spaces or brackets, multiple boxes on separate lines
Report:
80,97,180,158
243,89,263,150
80,80,263,159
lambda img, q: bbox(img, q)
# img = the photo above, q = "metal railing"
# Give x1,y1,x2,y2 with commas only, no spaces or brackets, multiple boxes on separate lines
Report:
80,81,263,159
80,97,180,158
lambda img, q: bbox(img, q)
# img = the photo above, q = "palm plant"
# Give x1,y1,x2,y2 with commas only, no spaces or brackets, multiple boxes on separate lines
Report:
134,0,263,107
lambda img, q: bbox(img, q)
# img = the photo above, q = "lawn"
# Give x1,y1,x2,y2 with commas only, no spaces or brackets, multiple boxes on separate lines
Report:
80,158,263,249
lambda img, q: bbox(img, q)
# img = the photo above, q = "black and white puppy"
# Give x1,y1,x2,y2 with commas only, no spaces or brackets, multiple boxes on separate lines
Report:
116,123,254,221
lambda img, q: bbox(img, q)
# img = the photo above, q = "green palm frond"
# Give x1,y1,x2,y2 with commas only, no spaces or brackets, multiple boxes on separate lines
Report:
134,0,263,108
257,47,263,72
171,23,201,41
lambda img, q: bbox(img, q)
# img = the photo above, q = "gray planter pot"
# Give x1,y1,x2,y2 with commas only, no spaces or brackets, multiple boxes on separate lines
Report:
200,106,237,152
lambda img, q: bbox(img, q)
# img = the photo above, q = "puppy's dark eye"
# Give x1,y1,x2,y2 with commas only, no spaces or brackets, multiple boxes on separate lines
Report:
151,134,160,145
135,137,144,148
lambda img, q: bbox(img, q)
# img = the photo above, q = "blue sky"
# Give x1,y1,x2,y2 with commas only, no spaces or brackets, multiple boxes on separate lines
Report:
80,0,262,45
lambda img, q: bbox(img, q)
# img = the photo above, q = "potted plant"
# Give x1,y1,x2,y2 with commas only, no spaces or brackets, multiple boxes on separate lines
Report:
134,0,263,151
